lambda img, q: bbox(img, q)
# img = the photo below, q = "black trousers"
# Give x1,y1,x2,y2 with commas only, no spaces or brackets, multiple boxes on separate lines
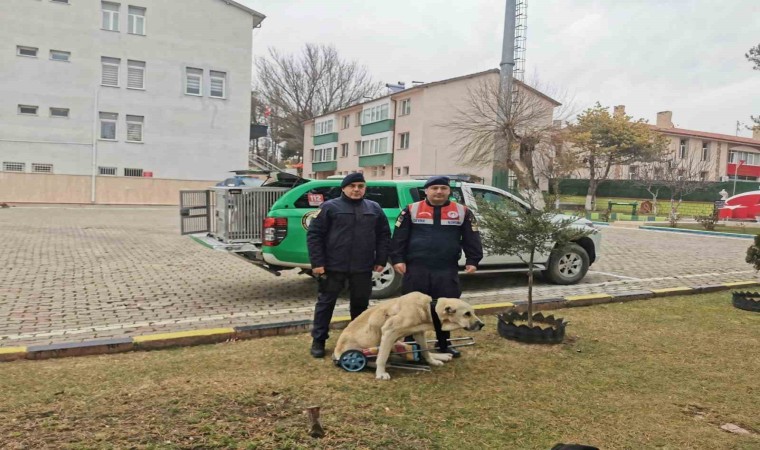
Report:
401,264,462,351
311,271,372,342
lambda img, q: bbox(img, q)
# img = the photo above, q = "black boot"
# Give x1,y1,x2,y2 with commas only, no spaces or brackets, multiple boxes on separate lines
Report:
440,347,461,358
310,340,326,358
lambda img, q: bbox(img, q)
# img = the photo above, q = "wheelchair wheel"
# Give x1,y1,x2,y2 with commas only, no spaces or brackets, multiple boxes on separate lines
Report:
338,350,367,372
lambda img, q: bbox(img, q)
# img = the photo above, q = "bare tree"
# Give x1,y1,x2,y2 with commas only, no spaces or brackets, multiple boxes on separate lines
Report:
632,160,666,216
658,153,711,227
746,44,760,129
446,76,569,209
533,123,584,210
255,44,383,160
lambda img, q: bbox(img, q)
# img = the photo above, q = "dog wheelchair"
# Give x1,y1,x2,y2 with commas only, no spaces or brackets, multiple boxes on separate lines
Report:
334,337,475,372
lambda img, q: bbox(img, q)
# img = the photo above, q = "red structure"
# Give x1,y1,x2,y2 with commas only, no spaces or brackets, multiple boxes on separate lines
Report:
718,190,760,220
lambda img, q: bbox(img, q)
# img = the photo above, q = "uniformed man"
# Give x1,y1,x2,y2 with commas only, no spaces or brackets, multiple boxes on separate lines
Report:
307,172,391,358
390,176,483,357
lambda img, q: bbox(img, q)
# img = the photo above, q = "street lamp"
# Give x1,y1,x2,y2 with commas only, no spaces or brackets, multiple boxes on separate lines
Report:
732,159,745,196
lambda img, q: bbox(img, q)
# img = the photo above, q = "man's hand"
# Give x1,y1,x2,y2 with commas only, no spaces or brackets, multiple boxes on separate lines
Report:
373,265,385,273
464,265,477,274
393,263,406,275
313,267,325,276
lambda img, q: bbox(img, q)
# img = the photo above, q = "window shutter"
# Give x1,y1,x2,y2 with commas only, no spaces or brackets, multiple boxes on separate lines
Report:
126,115,144,142
210,71,225,97
101,57,119,86
127,61,145,89
186,68,202,95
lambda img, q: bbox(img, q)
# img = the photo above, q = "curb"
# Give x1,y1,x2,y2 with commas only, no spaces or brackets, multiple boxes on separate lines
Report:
3,280,758,362
639,226,755,239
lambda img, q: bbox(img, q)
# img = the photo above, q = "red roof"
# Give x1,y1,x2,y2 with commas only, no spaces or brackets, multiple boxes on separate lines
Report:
650,125,760,147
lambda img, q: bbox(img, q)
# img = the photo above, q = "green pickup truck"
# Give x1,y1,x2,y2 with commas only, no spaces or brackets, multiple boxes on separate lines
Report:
180,177,602,298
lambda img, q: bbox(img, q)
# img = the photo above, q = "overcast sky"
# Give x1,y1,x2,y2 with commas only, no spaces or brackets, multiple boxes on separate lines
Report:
241,0,760,137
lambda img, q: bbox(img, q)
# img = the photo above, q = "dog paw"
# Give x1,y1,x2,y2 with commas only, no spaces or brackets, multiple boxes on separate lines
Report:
429,359,445,366
431,352,453,362
375,371,391,380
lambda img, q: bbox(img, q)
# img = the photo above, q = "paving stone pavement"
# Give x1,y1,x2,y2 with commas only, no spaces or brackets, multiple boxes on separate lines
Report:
0,207,753,348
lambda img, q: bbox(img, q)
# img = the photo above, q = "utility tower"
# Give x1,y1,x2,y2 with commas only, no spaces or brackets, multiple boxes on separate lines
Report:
496,0,528,190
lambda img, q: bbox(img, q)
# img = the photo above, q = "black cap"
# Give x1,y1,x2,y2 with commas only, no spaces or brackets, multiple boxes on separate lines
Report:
341,172,366,188
424,176,450,189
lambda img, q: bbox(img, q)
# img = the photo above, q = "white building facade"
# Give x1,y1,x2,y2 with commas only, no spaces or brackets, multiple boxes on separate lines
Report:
0,0,264,203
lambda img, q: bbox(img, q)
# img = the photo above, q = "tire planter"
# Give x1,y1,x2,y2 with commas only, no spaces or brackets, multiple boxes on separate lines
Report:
497,311,568,344
732,291,760,312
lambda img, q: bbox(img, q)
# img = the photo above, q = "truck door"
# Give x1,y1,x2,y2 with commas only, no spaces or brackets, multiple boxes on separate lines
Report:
179,190,212,235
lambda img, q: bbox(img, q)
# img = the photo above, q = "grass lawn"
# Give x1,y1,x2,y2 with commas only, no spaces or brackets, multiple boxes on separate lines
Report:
558,196,715,217
647,223,760,235
1,293,758,449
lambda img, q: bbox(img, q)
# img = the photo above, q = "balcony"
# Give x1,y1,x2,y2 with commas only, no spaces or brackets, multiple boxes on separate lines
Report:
312,160,337,172
358,153,393,167
361,119,394,136
313,133,338,146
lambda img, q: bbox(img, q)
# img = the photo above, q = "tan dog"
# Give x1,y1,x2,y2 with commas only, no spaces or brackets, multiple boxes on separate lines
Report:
333,291,485,380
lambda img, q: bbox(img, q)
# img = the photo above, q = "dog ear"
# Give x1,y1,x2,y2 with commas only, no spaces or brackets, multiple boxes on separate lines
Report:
444,306,456,315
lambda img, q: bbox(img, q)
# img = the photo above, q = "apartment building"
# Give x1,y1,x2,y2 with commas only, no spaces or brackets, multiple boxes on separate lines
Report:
0,0,264,204
302,69,560,185
610,108,760,182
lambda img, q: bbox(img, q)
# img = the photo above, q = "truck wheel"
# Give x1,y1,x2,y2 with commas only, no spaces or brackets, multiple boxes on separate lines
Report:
370,261,402,299
543,243,589,285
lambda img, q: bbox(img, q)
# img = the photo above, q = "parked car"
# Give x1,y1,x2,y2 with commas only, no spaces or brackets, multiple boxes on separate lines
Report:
181,179,602,298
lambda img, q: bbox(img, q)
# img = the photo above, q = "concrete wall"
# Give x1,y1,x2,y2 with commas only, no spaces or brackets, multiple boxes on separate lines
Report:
0,0,255,183
0,172,215,205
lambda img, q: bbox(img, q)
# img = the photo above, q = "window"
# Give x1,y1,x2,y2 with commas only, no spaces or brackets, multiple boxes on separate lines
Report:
50,50,70,62
126,115,144,142
314,119,334,136
399,132,410,149
342,115,350,129
313,147,337,162
210,71,226,98
127,60,145,89
101,57,120,86
128,6,146,35
50,107,69,118
3,162,25,172
355,111,362,126
99,112,118,140
102,2,120,31
701,142,709,161
340,143,349,158
32,163,53,174
360,137,389,156
185,67,202,95
354,141,361,155
730,151,760,166
294,186,399,209
700,171,708,181
361,103,390,125
99,166,117,175
403,166,409,175
413,187,464,204
18,105,38,115
628,165,638,180
678,139,687,159
400,99,411,116
396,167,401,176
16,46,38,57
124,168,143,177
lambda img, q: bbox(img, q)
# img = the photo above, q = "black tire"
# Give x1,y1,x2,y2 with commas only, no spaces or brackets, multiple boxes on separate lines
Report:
370,261,403,299
544,243,590,285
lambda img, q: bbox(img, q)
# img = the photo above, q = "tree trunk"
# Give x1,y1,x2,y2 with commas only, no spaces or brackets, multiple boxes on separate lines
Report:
585,178,597,211
522,187,546,211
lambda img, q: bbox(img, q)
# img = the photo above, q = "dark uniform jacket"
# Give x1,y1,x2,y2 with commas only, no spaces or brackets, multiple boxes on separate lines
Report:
307,194,391,273
390,199,483,271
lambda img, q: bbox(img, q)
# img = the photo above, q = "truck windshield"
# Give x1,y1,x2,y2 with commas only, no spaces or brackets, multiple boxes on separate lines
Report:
293,186,400,209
